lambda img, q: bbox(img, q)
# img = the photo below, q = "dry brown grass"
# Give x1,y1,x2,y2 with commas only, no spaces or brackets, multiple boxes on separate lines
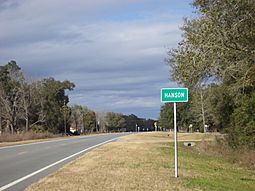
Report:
196,137,255,169
0,132,57,143
121,132,217,143
26,132,194,191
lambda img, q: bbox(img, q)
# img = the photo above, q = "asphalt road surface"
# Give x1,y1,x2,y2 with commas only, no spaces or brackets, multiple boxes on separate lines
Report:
0,133,130,191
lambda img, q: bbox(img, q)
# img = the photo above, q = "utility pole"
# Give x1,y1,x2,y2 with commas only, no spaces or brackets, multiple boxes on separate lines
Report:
0,116,2,136
0,105,2,135
0,104,3,136
95,118,98,132
62,100,67,135
200,90,206,133
64,111,66,135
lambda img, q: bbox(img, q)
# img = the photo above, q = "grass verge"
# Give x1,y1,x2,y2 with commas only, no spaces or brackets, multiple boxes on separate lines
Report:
0,132,60,147
26,132,255,191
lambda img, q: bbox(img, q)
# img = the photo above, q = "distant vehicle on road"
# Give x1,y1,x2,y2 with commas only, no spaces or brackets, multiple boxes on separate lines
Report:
68,127,80,136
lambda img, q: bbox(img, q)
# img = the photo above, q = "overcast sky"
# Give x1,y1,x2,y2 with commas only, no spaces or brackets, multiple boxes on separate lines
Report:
0,0,193,119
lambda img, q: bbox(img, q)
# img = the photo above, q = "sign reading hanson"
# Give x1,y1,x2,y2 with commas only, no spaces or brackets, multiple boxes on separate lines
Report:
161,88,188,103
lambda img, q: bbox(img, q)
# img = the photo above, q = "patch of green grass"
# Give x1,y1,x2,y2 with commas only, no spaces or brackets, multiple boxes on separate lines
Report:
160,142,255,191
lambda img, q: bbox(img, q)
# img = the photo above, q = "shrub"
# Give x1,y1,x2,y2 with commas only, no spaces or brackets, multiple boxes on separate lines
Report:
228,93,255,149
31,125,46,133
197,138,255,169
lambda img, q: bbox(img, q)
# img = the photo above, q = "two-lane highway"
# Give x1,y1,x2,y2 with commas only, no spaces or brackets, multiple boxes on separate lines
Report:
0,133,130,191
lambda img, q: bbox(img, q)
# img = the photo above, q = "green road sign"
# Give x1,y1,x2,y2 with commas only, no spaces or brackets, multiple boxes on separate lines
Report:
161,88,188,103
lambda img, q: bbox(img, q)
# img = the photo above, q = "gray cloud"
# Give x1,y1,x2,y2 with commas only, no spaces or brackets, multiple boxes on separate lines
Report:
0,0,20,10
0,0,192,119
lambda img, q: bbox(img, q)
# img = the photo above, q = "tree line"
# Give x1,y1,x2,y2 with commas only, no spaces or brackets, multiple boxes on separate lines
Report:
0,61,75,134
0,61,157,135
159,0,255,149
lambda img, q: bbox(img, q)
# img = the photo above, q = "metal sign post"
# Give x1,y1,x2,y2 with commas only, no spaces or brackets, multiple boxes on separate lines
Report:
174,102,178,177
161,88,188,178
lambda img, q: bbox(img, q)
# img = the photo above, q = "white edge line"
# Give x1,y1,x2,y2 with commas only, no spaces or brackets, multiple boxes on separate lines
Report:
0,137,118,191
